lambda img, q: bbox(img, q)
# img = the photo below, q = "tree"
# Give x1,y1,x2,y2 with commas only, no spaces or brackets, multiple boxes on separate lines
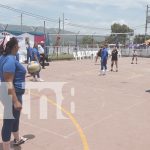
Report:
133,34,150,44
106,23,134,45
81,35,94,45
133,35,145,44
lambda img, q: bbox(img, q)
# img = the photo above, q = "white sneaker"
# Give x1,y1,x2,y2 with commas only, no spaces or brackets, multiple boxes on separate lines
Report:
13,137,28,146
103,70,106,75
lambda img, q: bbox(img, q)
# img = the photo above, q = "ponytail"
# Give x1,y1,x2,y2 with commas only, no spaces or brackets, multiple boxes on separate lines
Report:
0,37,6,55
3,37,18,55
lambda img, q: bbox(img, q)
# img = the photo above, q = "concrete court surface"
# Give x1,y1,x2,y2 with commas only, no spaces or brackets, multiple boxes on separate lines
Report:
0,57,150,150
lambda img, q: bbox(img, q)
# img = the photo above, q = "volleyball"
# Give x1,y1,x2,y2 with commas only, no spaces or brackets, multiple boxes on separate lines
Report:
27,61,41,74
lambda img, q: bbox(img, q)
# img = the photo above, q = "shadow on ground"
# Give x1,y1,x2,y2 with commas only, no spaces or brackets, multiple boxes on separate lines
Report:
145,89,150,93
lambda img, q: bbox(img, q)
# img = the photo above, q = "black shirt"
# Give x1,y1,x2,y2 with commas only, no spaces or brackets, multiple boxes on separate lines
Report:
111,49,118,60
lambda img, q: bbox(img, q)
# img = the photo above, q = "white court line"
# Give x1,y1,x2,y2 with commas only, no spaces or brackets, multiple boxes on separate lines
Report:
22,121,68,139
66,99,149,138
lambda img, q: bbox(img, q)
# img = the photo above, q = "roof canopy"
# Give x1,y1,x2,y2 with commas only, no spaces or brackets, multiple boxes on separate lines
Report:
0,30,45,36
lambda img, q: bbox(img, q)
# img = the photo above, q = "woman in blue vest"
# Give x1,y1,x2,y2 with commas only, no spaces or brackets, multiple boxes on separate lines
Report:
0,37,27,150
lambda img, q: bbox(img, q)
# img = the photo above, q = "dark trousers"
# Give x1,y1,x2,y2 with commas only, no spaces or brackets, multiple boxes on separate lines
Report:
101,59,107,70
33,72,40,78
27,54,31,63
1,94,22,142
40,54,45,68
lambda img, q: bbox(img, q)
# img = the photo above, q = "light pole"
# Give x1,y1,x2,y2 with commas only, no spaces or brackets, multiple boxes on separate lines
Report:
62,13,68,51
75,31,80,52
63,13,64,48
44,21,46,35
59,17,61,33
21,13,23,32
44,20,46,45
145,5,149,41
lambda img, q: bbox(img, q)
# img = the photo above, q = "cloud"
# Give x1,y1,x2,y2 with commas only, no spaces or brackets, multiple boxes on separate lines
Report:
66,5,76,10
1,0,55,9
112,20,128,25
0,0,148,34
69,0,148,9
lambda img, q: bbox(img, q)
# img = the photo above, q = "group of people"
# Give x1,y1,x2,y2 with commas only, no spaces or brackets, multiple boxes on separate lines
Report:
0,36,140,150
26,42,46,68
0,37,48,150
96,44,138,75
26,42,45,82
95,44,119,75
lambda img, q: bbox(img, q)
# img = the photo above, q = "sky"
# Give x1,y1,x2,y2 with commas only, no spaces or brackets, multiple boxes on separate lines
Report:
0,0,149,35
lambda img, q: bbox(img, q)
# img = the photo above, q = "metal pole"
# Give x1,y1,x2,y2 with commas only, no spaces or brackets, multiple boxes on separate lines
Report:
75,31,80,53
92,35,94,51
44,21,46,35
57,17,61,58
92,32,96,51
21,13,23,32
62,13,64,52
75,34,78,54
59,17,61,33
76,35,77,48
44,21,46,44
145,5,148,41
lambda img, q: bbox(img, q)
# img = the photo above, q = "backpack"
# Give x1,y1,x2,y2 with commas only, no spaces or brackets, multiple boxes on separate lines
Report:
97,49,102,57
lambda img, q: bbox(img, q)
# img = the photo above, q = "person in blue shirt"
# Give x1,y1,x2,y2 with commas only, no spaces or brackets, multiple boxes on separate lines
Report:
31,43,44,82
26,44,32,63
0,37,27,150
31,43,40,61
100,44,108,75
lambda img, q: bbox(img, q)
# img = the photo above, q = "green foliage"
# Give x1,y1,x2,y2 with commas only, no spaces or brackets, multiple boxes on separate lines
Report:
48,53,74,61
106,23,134,44
133,35,145,44
81,35,94,45
111,23,133,33
133,34,150,44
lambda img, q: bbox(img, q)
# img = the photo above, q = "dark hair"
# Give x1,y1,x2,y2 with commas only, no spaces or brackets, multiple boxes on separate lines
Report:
0,37,6,55
3,37,18,55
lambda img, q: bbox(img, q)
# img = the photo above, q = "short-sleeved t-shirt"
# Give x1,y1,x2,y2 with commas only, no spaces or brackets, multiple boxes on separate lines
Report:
111,49,118,61
27,47,33,56
0,55,26,93
101,48,108,61
38,45,44,54
31,48,40,61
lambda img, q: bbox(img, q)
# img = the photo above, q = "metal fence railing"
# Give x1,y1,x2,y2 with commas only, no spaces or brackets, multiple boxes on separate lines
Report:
121,48,150,57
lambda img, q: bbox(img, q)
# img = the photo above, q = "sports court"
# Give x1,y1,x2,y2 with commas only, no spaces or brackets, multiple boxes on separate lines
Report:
0,57,150,150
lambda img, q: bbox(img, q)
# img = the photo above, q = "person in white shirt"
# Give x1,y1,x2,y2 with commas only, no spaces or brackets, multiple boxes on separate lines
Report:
38,44,45,69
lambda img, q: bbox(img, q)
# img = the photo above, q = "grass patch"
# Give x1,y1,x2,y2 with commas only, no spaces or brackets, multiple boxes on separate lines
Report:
48,53,74,61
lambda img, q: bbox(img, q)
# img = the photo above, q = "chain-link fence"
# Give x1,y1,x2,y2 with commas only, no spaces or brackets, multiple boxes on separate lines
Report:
121,48,150,57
